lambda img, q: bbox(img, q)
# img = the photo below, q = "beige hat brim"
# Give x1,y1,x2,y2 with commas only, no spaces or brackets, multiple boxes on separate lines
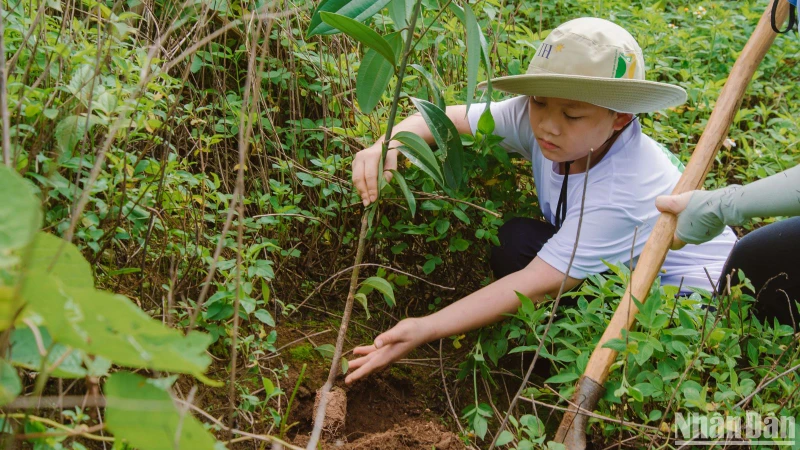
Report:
478,74,687,114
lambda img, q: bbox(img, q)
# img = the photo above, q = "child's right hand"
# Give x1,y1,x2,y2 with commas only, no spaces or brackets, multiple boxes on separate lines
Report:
352,143,398,206
344,317,432,384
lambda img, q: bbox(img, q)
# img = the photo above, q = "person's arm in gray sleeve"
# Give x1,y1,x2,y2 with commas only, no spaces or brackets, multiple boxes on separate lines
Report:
656,165,800,246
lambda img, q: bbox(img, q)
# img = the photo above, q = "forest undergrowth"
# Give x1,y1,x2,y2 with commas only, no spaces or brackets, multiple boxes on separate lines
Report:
1,0,800,449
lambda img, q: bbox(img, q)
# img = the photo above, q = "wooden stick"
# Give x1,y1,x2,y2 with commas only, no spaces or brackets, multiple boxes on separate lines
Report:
555,1,790,447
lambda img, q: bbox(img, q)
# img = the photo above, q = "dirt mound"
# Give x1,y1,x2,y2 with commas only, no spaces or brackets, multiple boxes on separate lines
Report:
294,419,464,450
347,420,464,450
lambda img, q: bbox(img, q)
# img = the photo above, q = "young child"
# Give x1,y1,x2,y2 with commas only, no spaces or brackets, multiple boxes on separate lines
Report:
346,17,737,384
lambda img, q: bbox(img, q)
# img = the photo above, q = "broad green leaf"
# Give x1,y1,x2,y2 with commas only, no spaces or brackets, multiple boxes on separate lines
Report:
544,372,579,384
410,97,463,191
307,0,392,37
0,359,21,407
357,32,402,113
359,276,395,307
22,273,212,377
0,165,41,253
388,0,413,33
27,232,94,289
464,3,480,113
392,131,444,188
105,372,219,450
389,170,416,217
477,108,495,135
254,309,275,327
262,377,275,396
354,292,370,319
515,291,536,318
54,115,103,156
409,64,445,111
9,326,87,378
495,430,514,446
319,13,396,66
315,343,336,359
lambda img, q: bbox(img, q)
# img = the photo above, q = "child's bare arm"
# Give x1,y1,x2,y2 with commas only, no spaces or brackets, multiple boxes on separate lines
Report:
345,256,581,384
353,105,470,206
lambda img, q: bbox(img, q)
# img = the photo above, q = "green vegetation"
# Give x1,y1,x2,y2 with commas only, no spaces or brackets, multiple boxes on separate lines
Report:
0,0,798,448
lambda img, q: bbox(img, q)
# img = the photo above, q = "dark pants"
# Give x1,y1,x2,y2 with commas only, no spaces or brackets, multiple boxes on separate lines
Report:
490,217,800,329
718,216,800,328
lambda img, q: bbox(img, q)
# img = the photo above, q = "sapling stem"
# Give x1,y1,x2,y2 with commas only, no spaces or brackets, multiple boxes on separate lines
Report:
306,2,423,447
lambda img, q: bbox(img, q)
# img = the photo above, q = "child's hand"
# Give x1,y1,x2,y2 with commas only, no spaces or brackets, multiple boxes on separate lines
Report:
352,144,398,206
345,317,431,384
655,191,693,250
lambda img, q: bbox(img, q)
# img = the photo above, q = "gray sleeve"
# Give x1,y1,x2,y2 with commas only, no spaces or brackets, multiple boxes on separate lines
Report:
677,165,800,244
466,96,534,160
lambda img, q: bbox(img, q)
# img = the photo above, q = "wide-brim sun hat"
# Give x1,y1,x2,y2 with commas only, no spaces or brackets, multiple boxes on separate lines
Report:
478,17,687,114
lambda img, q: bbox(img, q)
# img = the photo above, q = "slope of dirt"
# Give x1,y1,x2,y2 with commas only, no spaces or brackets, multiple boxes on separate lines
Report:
294,419,465,449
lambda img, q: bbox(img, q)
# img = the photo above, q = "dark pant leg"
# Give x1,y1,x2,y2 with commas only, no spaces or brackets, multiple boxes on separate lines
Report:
490,217,558,279
718,217,800,329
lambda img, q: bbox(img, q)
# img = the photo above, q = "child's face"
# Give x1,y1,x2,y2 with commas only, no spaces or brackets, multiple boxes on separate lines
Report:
528,96,633,164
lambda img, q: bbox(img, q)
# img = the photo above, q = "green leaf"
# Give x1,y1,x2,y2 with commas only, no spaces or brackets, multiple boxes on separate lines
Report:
464,3,480,113
477,108,495,135
410,97,463,191
516,291,536,319
357,32,402,113
27,232,94,289
387,0,412,33
54,115,103,156
319,13,396,66
354,293,370,319
495,430,514,446
393,131,445,188
9,326,87,378
409,64,445,111
545,372,579,384
315,344,336,359
359,276,395,307
602,338,628,352
22,273,212,377
307,0,392,37
262,376,275,396
0,359,21,407
0,165,41,253
254,309,275,327
105,372,219,449
389,170,416,217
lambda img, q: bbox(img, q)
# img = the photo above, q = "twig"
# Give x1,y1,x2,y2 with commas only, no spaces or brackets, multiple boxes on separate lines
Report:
440,339,468,436
517,396,661,433
23,319,47,356
3,414,113,442
413,192,502,218
0,3,12,166
289,263,454,318
306,214,369,449
14,423,105,441
170,399,304,450
489,150,594,449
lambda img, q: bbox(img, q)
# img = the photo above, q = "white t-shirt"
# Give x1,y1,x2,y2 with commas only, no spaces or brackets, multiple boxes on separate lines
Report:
467,96,737,291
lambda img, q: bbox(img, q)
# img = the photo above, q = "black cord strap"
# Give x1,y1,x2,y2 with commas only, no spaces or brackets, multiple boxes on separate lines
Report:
555,161,572,231
771,0,797,34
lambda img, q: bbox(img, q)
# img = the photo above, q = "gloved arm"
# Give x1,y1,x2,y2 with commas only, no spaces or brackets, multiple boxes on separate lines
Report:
674,165,800,244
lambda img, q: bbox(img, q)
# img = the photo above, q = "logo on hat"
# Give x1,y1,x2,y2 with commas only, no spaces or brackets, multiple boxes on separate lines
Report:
537,43,554,59
614,51,637,79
